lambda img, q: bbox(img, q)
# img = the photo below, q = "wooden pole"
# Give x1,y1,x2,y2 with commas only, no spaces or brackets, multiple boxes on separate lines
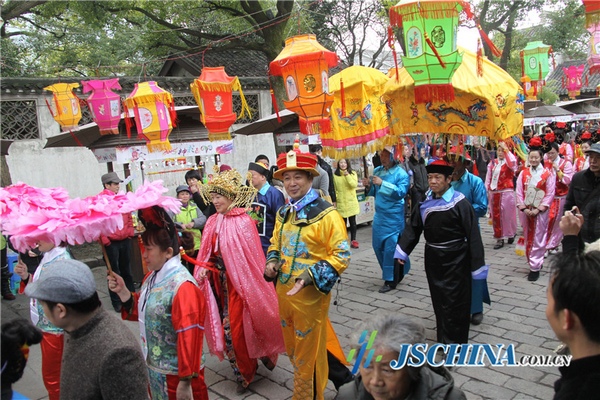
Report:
99,242,114,275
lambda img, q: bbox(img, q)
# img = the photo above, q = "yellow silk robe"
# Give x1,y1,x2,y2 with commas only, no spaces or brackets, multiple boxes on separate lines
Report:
268,190,351,400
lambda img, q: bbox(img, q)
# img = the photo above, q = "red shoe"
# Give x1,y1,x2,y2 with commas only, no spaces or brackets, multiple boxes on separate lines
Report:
351,240,359,249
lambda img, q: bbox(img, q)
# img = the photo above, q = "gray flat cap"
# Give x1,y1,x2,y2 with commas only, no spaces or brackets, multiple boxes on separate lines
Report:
25,259,96,304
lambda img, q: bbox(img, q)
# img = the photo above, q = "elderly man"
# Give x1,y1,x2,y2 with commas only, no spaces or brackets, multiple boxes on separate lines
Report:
99,172,135,312
361,146,411,293
395,160,486,344
446,148,490,326
25,259,148,400
264,147,352,400
248,160,285,255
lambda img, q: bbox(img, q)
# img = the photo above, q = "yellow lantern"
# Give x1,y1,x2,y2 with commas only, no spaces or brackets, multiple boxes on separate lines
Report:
124,81,176,152
44,83,82,131
269,34,338,135
520,75,536,101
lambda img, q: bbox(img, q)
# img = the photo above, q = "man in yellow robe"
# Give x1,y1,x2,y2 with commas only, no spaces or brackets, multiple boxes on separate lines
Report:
265,147,351,400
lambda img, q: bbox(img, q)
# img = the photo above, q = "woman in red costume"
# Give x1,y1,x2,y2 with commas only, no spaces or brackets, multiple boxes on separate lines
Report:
194,168,285,394
485,141,518,249
544,140,573,253
109,206,208,400
515,139,556,282
574,132,592,172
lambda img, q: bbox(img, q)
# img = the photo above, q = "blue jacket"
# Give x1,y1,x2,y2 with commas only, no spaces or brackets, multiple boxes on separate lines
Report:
367,163,410,236
451,171,488,218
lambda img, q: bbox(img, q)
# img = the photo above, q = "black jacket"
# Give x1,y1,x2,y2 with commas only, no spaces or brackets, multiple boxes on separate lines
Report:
318,156,336,203
408,155,429,202
554,354,600,400
192,191,216,219
564,168,600,244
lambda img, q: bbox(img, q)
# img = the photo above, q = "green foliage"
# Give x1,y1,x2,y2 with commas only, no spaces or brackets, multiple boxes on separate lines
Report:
538,86,559,104
0,0,294,77
537,0,587,60
306,0,389,68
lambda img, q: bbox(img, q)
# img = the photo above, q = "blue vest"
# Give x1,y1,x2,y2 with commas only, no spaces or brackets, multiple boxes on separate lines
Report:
145,266,195,374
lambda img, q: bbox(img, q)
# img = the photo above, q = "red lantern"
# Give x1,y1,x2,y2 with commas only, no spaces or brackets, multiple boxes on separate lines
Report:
81,79,122,135
270,34,338,135
190,67,251,141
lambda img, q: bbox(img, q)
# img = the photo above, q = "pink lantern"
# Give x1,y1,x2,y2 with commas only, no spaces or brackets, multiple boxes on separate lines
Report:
124,81,177,152
563,65,585,99
82,79,122,135
588,22,600,74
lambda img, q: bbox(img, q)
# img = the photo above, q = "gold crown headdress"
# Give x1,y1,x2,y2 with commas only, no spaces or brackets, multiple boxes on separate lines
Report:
200,166,257,211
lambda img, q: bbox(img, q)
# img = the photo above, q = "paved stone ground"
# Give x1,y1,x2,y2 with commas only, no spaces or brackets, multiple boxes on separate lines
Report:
1,219,561,400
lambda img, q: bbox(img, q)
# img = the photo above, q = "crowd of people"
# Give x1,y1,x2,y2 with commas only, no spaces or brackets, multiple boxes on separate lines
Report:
2,122,600,400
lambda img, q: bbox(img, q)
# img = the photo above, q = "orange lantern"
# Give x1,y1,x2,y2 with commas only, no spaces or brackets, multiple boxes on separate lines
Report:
123,81,176,152
44,83,82,131
269,34,338,135
190,67,251,141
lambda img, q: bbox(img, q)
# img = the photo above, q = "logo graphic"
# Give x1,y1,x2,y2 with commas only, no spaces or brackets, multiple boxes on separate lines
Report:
347,330,382,375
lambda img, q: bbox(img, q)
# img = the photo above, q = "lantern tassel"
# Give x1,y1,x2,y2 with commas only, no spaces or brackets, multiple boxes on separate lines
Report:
387,26,400,82
520,51,525,78
414,84,454,104
477,24,502,57
147,140,172,153
123,101,133,139
476,39,483,77
233,77,252,120
424,33,446,69
270,89,281,123
389,9,402,26
169,101,178,128
340,78,346,118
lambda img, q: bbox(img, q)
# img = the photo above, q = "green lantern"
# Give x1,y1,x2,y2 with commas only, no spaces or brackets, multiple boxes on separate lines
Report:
520,41,552,83
390,0,471,103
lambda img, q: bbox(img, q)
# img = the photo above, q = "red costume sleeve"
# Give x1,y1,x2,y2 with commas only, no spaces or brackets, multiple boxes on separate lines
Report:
172,281,206,379
121,291,140,321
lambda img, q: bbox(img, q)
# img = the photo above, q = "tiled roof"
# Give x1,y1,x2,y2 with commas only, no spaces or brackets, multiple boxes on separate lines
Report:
0,75,268,95
160,48,348,78
160,49,271,78
545,59,600,97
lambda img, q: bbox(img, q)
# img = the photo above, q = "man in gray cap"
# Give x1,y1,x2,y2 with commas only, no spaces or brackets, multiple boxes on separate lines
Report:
564,142,600,248
99,172,135,312
25,259,148,400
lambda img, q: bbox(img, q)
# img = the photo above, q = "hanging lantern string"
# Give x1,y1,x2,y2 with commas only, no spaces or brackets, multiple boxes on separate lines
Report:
197,3,312,69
